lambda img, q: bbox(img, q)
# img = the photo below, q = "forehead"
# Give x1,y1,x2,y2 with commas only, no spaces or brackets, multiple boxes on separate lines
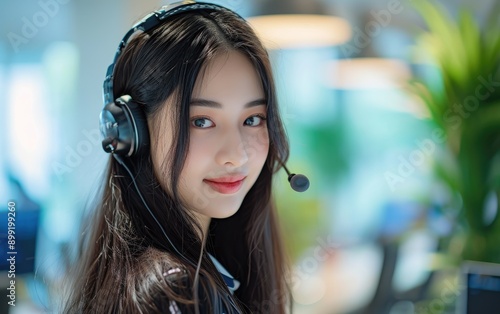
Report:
192,50,265,100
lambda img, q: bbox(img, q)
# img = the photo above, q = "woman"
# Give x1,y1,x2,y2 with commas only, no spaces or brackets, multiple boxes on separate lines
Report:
64,2,292,313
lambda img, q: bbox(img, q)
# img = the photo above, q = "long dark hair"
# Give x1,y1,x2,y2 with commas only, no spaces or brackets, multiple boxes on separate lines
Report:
64,7,290,314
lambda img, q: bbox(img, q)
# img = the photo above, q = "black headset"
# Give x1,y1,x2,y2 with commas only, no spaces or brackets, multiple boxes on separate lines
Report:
98,0,309,191
99,1,233,157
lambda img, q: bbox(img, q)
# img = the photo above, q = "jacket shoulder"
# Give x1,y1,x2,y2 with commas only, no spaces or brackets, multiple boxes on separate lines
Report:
132,248,193,313
136,247,190,284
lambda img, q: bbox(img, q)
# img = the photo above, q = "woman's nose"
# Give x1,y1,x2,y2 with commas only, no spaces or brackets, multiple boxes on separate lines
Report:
215,131,249,168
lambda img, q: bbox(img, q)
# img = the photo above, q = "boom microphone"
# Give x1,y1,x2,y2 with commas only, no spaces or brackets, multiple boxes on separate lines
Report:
282,164,310,192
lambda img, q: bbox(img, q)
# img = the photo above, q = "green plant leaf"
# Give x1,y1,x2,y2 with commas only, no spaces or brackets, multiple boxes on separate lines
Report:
458,9,481,78
413,1,468,88
411,0,500,263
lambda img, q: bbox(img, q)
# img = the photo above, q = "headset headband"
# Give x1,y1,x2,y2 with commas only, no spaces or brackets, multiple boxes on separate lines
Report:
102,1,233,106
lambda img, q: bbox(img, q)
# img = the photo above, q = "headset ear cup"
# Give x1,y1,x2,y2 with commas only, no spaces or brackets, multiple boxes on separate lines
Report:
100,103,121,154
99,95,149,156
121,96,150,156
116,95,149,156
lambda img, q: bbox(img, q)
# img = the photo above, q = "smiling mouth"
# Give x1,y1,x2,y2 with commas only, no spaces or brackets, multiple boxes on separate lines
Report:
203,177,246,194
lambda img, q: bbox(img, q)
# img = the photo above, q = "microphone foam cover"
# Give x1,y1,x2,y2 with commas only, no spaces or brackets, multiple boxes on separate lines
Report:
290,174,310,192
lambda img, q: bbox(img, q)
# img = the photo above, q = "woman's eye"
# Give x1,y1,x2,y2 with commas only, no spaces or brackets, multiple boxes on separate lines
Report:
244,115,267,127
192,118,214,128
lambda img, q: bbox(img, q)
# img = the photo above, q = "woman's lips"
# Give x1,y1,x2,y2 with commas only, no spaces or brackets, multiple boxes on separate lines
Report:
203,176,246,194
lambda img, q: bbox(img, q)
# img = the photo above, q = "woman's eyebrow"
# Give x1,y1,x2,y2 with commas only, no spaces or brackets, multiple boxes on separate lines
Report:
190,98,267,108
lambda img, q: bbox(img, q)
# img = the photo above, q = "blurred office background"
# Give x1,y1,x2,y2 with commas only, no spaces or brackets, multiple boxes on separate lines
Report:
1,0,499,313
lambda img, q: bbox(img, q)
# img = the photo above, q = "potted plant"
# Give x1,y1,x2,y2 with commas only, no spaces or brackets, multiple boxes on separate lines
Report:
411,0,500,263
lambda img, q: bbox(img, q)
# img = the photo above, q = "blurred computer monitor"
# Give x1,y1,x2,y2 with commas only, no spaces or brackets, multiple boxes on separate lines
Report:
457,260,500,314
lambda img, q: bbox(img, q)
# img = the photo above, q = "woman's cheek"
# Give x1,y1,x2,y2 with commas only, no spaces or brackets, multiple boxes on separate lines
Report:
245,128,269,162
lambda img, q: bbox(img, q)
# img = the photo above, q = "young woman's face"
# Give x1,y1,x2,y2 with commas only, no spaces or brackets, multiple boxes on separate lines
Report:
151,50,269,232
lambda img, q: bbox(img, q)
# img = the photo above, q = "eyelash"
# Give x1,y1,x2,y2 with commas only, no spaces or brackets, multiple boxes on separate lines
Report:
245,114,267,127
191,114,267,129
